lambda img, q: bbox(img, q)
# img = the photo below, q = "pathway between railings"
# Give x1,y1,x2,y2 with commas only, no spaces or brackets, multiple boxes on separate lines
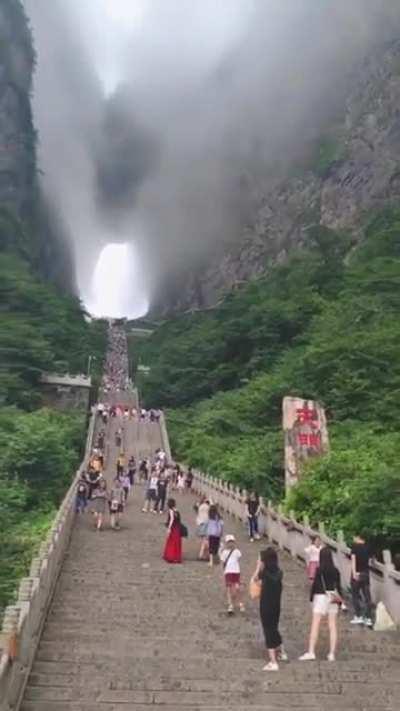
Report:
16,422,400,710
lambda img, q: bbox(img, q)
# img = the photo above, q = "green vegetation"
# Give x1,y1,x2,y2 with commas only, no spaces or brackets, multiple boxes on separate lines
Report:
136,210,400,550
0,252,107,408
0,248,107,617
310,135,346,177
0,408,85,617
0,0,108,621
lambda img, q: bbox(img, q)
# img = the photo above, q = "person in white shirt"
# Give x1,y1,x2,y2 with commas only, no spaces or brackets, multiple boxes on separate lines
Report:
219,534,245,615
196,497,210,560
304,536,322,582
177,472,186,493
142,472,159,513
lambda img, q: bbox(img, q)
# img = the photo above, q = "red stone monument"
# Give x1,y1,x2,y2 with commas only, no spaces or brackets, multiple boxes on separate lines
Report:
282,396,329,491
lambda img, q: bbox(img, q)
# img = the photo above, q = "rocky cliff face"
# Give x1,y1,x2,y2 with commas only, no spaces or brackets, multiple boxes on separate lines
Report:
0,0,35,219
0,0,74,289
160,40,400,314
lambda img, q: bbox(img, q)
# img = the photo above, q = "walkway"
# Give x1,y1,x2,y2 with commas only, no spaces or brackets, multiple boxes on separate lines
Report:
21,419,400,710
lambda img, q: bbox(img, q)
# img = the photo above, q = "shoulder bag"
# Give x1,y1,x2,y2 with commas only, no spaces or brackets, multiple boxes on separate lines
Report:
321,573,342,605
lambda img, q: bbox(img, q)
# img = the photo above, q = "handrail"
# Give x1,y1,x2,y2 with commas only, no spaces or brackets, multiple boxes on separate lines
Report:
0,407,97,711
191,469,400,625
159,412,172,462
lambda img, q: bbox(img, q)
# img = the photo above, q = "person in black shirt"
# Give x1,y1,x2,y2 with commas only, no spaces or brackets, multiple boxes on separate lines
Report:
186,468,194,491
299,547,342,662
251,547,286,671
154,473,168,514
245,492,261,541
350,535,373,627
127,456,136,486
87,468,101,500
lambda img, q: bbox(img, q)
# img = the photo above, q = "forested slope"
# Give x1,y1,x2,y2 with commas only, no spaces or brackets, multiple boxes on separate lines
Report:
0,250,107,617
136,210,400,552
0,0,108,618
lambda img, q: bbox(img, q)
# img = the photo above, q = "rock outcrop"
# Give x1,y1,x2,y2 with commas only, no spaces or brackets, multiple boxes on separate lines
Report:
0,0,74,290
159,40,400,314
0,0,35,218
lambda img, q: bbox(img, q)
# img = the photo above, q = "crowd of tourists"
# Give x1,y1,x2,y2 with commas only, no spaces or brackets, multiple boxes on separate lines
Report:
101,322,130,392
77,322,376,673
76,439,374,672
190,496,374,670
96,402,163,424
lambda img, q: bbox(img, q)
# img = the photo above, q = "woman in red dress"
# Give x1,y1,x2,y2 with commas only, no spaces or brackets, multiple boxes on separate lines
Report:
163,498,182,564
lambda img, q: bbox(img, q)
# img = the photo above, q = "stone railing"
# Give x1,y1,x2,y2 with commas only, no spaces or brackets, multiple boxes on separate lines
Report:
191,470,400,625
0,408,97,711
159,412,172,462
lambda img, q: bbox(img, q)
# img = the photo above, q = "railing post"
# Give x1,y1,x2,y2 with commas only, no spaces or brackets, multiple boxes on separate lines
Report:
288,511,297,558
277,504,285,550
382,550,393,582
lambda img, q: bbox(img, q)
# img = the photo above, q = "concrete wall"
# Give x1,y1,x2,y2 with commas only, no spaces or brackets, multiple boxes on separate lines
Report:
40,383,91,411
0,410,96,711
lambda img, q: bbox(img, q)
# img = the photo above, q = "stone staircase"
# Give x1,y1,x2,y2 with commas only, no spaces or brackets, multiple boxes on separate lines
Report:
20,418,400,711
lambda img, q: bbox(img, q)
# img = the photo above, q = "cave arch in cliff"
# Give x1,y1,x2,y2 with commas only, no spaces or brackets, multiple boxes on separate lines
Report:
84,242,149,319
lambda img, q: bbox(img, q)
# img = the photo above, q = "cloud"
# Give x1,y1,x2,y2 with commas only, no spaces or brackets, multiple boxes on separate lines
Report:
23,0,400,313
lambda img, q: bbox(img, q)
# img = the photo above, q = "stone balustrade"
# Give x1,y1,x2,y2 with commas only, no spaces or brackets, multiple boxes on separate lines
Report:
0,409,97,711
191,470,400,625
159,412,172,462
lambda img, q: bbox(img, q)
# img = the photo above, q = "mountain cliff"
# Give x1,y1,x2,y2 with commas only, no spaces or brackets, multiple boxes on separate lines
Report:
0,0,35,216
0,0,74,289
156,39,400,314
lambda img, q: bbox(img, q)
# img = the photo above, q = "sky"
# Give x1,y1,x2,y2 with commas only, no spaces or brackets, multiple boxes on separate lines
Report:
23,0,400,317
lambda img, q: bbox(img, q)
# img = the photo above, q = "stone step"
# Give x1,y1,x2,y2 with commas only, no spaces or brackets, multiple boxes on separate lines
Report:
31,657,400,678
24,704,384,711
19,401,400,711
25,685,400,709
27,672,400,695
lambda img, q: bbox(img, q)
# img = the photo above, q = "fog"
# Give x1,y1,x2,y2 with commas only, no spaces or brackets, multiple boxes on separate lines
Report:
23,0,400,316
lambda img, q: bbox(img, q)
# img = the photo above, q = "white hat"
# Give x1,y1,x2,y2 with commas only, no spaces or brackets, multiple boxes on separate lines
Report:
225,534,236,543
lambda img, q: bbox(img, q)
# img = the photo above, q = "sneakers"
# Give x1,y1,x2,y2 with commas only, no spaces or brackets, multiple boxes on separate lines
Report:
327,653,335,662
254,534,261,540
250,537,254,542
227,605,234,615
239,603,245,613
350,616,364,625
299,652,316,661
279,648,288,661
363,617,373,628
263,662,279,671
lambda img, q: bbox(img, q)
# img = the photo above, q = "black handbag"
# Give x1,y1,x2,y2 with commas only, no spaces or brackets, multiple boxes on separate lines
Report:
180,523,188,538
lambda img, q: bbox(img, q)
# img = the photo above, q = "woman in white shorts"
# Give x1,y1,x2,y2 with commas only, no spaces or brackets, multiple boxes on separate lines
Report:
196,496,210,560
299,547,343,662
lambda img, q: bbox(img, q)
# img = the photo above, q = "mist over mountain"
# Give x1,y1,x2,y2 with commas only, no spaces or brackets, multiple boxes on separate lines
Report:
23,0,400,314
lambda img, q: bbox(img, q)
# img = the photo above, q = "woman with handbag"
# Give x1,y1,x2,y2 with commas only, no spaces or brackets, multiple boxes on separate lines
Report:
299,546,343,662
91,478,108,531
196,496,210,560
163,498,183,564
207,505,224,568
250,547,286,671
109,478,125,530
